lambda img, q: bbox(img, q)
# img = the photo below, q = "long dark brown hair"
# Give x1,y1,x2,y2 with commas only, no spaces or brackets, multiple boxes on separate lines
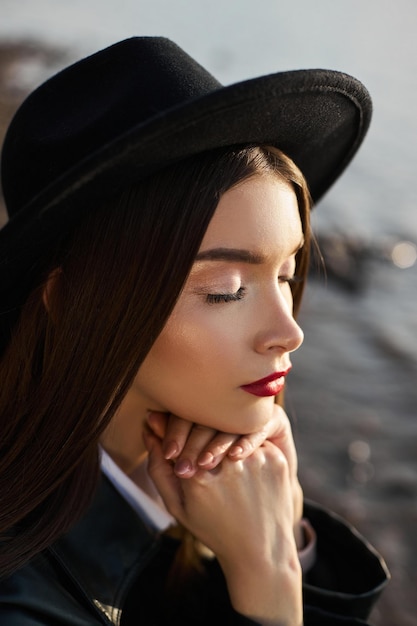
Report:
0,144,311,578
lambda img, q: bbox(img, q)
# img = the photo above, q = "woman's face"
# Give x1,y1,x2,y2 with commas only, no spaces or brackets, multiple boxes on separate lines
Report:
134,174,304,434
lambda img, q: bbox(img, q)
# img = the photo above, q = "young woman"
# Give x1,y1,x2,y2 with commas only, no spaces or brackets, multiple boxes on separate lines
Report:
0,37,388,625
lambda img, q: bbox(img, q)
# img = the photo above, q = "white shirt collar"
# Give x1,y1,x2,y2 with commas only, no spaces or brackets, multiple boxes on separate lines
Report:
100,447,175,532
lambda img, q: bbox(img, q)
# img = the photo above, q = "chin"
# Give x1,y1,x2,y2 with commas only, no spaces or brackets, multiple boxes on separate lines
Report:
232,404,275,435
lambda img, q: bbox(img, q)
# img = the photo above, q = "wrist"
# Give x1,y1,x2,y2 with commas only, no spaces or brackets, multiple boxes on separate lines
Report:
222,553,302,626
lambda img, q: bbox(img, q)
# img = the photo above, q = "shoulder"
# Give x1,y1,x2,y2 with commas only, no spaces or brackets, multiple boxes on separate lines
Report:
0,551,108,625
0,475,157,625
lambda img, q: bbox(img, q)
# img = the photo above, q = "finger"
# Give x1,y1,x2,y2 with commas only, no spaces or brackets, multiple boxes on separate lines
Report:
161,414,194,461
227,426,269,460
224,416,288,460
264,405,291,442
262,407,302,529
146,411,169,439
196,431,241,469
229,404,297,474
143,426,184,519
173,423,218,477
265,405,298,475
226,405,294,462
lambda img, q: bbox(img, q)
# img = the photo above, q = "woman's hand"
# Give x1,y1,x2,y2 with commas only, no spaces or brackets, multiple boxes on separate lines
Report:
147,405,296,473
146,410,243,475
144,429,303,626
146,405,303,546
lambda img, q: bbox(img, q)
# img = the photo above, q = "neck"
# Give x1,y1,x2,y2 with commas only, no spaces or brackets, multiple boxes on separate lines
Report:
100,387,148,475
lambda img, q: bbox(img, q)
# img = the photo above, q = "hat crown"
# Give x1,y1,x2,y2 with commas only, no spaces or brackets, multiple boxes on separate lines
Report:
1,37,221,217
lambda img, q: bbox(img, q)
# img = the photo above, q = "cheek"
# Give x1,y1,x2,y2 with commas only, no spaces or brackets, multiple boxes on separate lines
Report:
135,316,236,420
154,312,237,372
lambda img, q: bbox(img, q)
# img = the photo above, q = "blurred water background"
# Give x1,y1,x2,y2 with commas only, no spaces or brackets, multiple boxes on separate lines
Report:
0,1,416,624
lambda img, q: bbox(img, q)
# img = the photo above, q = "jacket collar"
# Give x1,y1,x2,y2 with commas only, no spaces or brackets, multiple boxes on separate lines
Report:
50,474,164,625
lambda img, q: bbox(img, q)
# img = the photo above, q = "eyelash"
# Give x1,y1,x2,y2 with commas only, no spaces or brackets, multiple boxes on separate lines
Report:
206,287,246,304
205,275,303,304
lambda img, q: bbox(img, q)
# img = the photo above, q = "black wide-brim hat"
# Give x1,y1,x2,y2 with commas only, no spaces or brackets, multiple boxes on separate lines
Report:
0,36,372,324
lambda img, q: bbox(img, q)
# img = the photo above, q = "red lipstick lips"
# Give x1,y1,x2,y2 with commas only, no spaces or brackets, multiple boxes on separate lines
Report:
241,367,291,397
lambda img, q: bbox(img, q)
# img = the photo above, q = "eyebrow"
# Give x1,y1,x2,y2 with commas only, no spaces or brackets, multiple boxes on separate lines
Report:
195,248,264,264
195,238,305,265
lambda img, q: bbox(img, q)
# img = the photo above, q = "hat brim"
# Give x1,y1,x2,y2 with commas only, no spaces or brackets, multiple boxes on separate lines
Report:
0,67,371,302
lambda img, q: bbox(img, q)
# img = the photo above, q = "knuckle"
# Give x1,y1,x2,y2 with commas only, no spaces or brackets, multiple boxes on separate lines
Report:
265,442,289,471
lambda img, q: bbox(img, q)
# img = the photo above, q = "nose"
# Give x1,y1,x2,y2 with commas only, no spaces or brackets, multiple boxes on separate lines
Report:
253,287,304,355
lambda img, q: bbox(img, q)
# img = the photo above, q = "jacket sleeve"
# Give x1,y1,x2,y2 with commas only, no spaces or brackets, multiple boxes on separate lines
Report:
301,499,390,624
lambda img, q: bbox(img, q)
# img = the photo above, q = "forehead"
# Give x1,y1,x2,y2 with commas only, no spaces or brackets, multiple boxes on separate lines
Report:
199,174,302,253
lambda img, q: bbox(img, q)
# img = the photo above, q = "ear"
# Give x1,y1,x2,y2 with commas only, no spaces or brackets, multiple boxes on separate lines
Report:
42,268,62,314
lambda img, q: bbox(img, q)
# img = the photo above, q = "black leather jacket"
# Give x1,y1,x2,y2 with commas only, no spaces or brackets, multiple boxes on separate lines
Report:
0,475,389,625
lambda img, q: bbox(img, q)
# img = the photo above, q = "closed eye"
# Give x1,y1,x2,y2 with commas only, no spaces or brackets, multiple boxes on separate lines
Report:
206,287,246,304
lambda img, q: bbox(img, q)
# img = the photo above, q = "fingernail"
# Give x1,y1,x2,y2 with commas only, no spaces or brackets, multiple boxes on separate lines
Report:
163,441,179,460
197,452,214,467
228,446,244,458
174,459,193,476
147,411,158,425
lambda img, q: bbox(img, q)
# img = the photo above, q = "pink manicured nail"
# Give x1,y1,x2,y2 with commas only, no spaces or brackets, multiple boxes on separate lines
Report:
174,459,193,476
197,452,214,467
163,441,179,460
228,446,244,458
146,411,157,424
